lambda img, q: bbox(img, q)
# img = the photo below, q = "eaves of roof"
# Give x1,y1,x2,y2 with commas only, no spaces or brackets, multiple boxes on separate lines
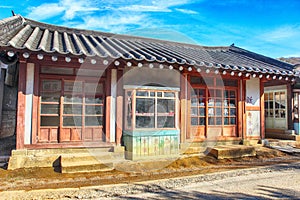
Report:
0,15,297,77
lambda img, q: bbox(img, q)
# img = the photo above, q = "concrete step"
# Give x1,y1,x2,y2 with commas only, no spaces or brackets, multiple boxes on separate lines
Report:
60,153,124,173
181,147,206,154
11,147,114,157
268,140,297,148
207,145,256,159
8,148,125,171
269,145,300,155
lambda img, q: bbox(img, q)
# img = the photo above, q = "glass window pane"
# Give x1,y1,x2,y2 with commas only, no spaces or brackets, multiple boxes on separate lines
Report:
216,90,222,98
264,93,269,101
64,95,82,103
216,108,222,116
41,92,60,103
42,80,61,91
157,92,162,97
216,99,222,106
136,116,154,128
269,93,274,100
230,117,236,125
199,108,205,116
230,91,236,98
280,110,285,118
199,89,205,96
224,90,229,98
157,99,175,113
157,116,175,128
85,97,103,104
191,98,198,106
191,107,198,116
85,116,103,126
136,91,148,97
64,81,82,93
229,100,236,107
216,117,222,125
150,92,155,97
224,117,229,125
85,105,102,115
41,116,59,126
199,117,205,125
63,116,82,126
41,104,59,114
208,107,214,116
136,98,154,113
191,117,198,126
164,92,175,97
224,108,229,116
230,108,236,116
208,117,215,125
63,104,82,114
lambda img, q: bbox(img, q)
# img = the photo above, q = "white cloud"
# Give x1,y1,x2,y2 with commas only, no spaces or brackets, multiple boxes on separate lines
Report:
26,0,100,21
117,0,194,12
27,3,65,20
68,13,152,34
175,8,198,14
0,6,12,8
261,25,300,42
118,5,171,12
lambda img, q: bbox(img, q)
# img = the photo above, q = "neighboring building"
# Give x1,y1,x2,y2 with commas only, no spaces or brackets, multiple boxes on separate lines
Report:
0,15,298,167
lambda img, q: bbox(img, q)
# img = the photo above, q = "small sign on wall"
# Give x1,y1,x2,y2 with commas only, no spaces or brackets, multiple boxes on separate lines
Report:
246,111,260,136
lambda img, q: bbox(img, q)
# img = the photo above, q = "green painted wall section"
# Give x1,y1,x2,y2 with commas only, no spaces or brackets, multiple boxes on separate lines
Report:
123,130,179,160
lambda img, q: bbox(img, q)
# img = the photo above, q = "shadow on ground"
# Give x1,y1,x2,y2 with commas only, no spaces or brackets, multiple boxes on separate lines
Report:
100,185,300,199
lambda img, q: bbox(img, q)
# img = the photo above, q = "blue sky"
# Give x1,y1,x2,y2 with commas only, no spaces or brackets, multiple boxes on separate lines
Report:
0,0,300,58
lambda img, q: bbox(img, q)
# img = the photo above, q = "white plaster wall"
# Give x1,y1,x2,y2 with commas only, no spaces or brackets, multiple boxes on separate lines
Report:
110,69,117,143
24,63,34,144
246,77,260,107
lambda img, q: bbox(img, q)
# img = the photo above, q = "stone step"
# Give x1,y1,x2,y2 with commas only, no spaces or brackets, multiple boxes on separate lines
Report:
60,153,122,173
207,145,256,159
269,146,300,155
8,150,125,170
268,140,297,148
11,147,114,157
181,147,206,154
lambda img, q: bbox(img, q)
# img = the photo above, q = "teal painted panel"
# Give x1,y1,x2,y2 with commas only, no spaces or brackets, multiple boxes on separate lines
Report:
123,129,180,160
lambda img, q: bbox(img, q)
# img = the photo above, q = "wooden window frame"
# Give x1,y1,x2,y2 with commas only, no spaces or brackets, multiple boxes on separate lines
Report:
189,75,238,128
125,88,179,130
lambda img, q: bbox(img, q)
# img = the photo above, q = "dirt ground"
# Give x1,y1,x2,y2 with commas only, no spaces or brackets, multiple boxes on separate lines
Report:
0,146,299,192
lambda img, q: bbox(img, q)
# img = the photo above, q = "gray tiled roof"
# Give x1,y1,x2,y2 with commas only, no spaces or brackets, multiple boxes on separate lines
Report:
0,15,297,76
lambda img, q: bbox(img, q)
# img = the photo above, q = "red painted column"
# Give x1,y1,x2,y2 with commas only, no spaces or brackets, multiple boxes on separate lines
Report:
16,60,27,149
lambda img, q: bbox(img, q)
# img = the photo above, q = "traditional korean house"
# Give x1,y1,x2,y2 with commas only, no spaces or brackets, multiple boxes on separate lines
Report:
0,15,298,169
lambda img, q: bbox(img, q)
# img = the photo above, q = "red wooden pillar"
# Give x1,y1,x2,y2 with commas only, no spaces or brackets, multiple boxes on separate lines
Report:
16,60,27,149
237,79,243,138
242,79,247,140
105,68,111,142
116,69,123,145
260,79,265,139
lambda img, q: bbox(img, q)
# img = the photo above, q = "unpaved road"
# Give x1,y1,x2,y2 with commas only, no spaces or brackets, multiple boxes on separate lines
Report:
1,161,300,199
120,162,300,199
